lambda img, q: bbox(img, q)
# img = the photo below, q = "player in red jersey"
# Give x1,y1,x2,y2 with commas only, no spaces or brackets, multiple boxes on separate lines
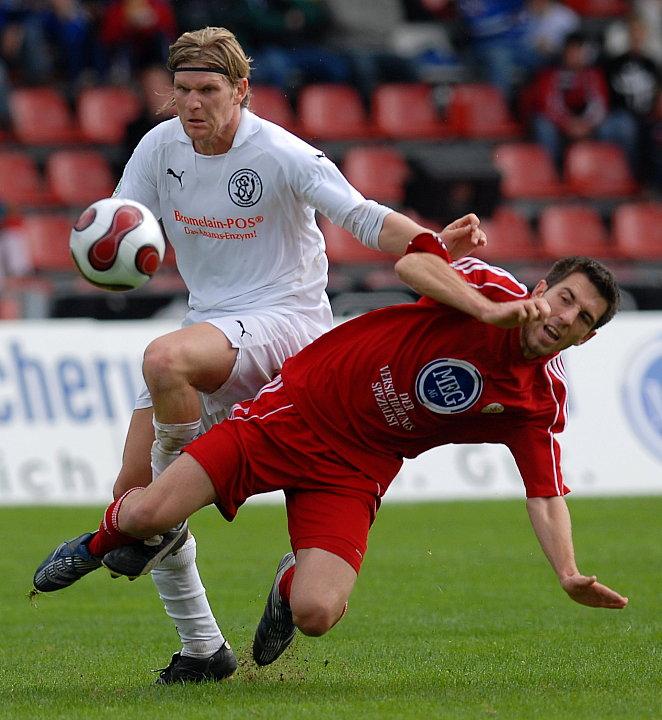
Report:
33,232,628,668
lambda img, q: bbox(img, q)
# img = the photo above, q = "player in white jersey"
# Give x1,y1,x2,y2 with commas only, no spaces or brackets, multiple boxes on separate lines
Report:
92,27,487,683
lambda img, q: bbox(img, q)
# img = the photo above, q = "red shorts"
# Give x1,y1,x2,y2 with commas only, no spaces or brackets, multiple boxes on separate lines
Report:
183,377,380,573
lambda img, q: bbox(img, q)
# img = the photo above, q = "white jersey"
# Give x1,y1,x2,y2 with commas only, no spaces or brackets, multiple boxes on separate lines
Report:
114,109,366,326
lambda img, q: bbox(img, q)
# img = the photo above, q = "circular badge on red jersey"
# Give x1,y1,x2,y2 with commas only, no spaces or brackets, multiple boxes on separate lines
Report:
415,358,483,414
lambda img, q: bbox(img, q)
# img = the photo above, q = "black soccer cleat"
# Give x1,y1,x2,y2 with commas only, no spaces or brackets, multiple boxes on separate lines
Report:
33,532,102,592
102,521,188,579
252,552,297,666
155,641,238,684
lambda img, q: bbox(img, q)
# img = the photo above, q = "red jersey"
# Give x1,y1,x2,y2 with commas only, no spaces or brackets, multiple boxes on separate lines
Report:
281,252,569,499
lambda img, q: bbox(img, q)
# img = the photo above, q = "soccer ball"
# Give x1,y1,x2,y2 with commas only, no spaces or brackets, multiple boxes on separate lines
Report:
70,197,165,291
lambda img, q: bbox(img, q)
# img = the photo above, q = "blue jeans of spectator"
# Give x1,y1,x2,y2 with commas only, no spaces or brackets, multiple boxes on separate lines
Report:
251,45,352,90
469,36,532,103
532,111,640,176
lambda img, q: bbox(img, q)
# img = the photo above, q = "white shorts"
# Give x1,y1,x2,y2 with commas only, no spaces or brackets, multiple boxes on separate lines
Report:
134,307,331,426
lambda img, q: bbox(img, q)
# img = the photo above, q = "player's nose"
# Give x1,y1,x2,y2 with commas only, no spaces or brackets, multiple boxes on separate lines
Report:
557,306,578,326
186,92,202,109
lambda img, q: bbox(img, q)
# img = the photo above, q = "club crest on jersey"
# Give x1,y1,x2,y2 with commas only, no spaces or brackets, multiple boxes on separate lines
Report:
415,359,483,414
228,168,263,207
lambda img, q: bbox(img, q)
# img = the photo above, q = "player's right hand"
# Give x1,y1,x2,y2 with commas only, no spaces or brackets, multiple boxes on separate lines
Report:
481,297,551,328
560,574,629,609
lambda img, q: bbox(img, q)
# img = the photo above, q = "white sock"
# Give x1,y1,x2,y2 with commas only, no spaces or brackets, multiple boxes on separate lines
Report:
151,534,225,659
149,418,224,659
151,418,202,479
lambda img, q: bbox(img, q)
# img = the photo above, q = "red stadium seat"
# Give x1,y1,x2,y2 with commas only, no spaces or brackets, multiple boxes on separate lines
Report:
612,203,662,260
9,87,82,144
0,297,21,319
493,143,567,199
564,141,638,197
298,84,376,140
0,151,57,207
447,83,522,139
249,85,298,133
22,214,75,272
538,205,613,259
78,86,143,143
371,83,450,139
45,150,116,207
342,146,410,204
318,215,396,265
475,208,541,262
562,0,628,16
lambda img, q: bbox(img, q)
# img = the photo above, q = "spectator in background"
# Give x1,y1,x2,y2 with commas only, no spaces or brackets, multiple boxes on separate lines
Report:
238,0,352,92
423,0,531,104
323,0,422,101
386,1,461,85
171,0,243,34
522,0,580,70
603,14,661,188
100,0,177,81
0,202,30,290
173,0,352,94
604,0,662,69
531,32,639,174
42,0,93,86
0,1,52,83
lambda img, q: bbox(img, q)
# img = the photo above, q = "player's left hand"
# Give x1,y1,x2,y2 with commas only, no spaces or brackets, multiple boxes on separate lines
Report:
440,213,487,261
560,574,629,609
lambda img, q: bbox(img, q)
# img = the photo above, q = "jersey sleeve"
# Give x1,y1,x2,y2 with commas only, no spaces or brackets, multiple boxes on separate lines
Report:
450,257,529,303
506,424,570,497
409,242,530,308
404,232,452,262
288,148,365,226
113,132,160,218
504,356,570,497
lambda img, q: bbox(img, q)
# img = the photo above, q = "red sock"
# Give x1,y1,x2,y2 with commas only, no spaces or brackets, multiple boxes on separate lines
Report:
278,565,295,606
87,488,143,557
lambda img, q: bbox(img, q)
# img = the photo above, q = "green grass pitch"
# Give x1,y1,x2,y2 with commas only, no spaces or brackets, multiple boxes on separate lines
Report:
1,497,660,720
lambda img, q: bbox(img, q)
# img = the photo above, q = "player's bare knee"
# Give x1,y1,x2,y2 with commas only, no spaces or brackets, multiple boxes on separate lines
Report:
142,338,184,392
292,599,339,637
117,496,160,538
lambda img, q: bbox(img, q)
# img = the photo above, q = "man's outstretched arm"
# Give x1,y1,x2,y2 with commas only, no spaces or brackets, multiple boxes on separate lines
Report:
526,496,628,609
395,245,551,328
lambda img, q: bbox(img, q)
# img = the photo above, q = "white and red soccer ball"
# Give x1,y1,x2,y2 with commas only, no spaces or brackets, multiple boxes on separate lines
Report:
70,197,165,291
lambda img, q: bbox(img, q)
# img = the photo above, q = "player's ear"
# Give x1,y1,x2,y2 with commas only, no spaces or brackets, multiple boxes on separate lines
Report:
234,78,249,105
531,279,548,297
574,329,597,346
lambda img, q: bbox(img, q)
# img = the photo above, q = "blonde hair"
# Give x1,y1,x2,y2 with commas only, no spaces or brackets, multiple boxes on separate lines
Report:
166,27,252,109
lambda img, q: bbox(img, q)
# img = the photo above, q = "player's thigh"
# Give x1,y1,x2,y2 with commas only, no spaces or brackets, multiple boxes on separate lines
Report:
143,323,238,395
291,547,357,615
201,311,326,418
114,407,155,498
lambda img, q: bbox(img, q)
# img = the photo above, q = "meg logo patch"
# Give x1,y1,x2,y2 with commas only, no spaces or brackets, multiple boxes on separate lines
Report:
415,359,483,414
